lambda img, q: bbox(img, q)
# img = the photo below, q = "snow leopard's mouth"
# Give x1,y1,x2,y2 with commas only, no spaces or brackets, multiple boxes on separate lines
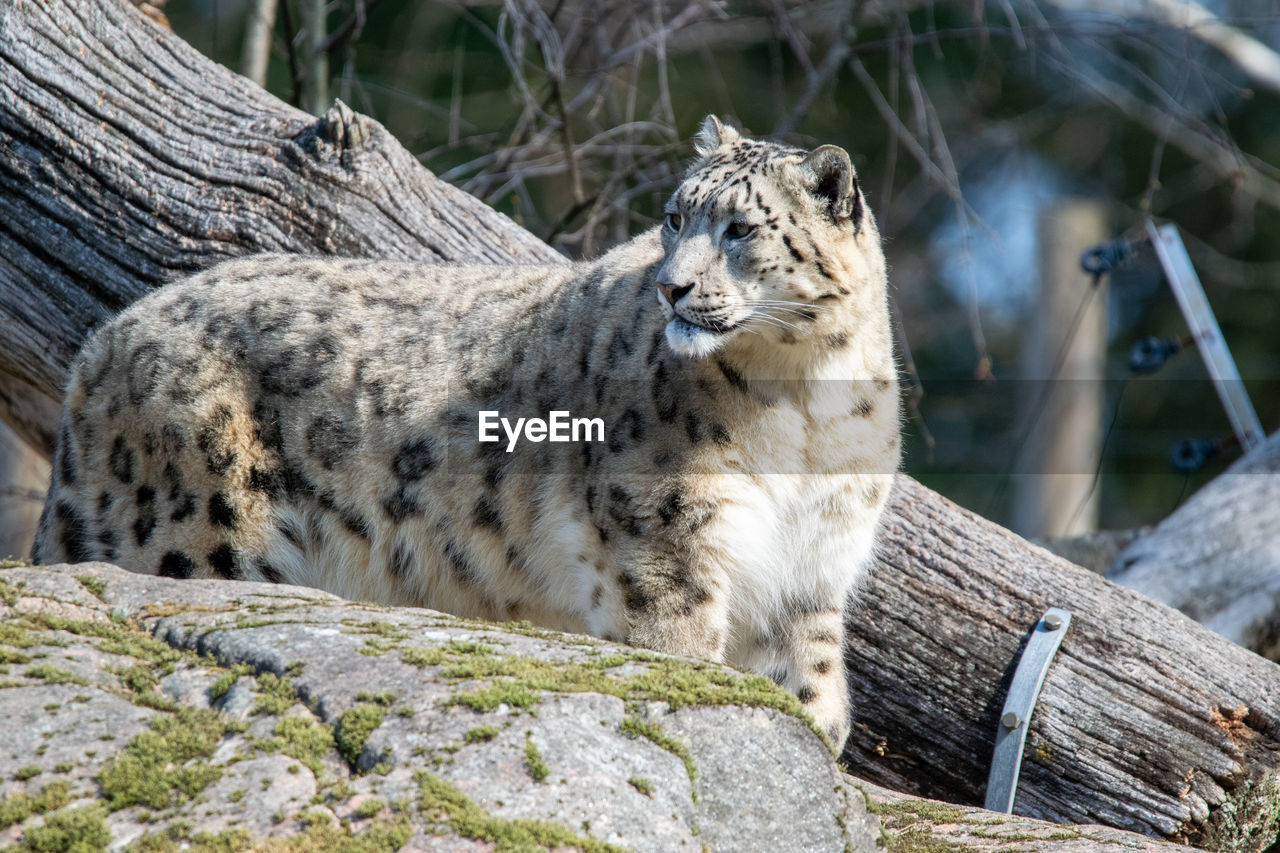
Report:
665,316,740,358
678,315,740,334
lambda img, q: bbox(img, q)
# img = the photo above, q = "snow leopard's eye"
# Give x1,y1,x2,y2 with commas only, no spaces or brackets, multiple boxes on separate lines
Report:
665,213,682,232
726,221,756,239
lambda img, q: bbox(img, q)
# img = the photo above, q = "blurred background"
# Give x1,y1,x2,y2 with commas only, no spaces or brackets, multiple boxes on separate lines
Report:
6,0,1279,556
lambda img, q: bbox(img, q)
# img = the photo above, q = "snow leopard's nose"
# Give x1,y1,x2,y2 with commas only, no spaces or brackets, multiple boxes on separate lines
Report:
657,281,694,306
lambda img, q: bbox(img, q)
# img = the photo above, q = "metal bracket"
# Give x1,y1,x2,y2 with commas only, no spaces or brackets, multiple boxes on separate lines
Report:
984,608,1072,814
1147,222,1264,452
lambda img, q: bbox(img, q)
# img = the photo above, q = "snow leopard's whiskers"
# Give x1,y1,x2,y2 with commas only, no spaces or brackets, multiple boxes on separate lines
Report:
744,311,804,335
753,298,835,317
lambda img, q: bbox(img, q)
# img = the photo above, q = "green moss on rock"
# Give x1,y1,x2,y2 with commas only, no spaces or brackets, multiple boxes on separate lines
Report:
417,771,626,853
251,673,299,716
131,824,252,853
445,683,540,713
97,708,229,810
17,804,110,853
399,647,445,668
0,622,45,649
334,704,387,768
881,827,976,853
24,665,89,687
208,664,254,701
524,736,549,783
0,576,25,605
865,798,968,828
109,664,177,712
463,726,499,744
0,781,73,830
353,798,386,819
620,715,698,801
440,648,813,732
73,576,108,603
442,640,493,656
628,776,655,797
8,613,180,671
260,816,412,852
259,716,335,777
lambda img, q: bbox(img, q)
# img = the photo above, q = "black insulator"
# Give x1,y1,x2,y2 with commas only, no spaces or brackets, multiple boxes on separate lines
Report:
1080,238,1135,279
1169,438,1221,474
1128,336,1182,375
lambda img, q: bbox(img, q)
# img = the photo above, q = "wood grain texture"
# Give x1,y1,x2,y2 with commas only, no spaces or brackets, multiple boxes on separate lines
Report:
845,476,1280,848
0,0,560,453
1110,431,1280,661
2,0,1278,849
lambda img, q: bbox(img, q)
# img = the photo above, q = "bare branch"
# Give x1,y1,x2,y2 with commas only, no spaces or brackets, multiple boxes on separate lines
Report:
846,56,977,220
1047,0,1280,96
772,29,851,138
317,0,380,56
1045,52,1280,210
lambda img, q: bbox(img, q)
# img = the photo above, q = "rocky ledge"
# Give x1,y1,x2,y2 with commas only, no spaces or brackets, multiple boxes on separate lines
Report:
0,561,1195,852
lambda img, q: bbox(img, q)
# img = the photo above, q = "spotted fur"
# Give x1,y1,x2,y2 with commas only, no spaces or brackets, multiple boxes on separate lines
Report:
33,117,900,749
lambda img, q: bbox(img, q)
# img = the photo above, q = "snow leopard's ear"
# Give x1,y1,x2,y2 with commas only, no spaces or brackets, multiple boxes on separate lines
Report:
800,144,863,231
694,115,740,156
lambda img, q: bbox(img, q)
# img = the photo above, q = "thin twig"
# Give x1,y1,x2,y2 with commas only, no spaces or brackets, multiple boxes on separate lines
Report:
847,56,976,218
550,77,583,203
773,33,851,137
317,0,382,56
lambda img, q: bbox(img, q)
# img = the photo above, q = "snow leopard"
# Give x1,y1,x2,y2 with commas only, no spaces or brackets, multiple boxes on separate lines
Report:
33,116,900,748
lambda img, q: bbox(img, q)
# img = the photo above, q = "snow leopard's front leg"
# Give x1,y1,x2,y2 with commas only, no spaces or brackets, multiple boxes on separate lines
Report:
751,605,851,750
621,552,731,663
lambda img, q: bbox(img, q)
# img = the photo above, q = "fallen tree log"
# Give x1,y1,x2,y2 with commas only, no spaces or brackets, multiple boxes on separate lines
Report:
847,478,1280,849
1108,431,1280,662
2,0,1278,849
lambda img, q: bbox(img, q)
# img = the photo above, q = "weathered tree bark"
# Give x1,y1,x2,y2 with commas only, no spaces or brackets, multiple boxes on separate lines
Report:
2,0,1278,850
0,0,559,455
1108,431,1280,662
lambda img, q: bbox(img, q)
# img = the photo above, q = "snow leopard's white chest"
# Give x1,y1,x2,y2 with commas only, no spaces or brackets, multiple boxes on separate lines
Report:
712,473,882,643
671,393,885,654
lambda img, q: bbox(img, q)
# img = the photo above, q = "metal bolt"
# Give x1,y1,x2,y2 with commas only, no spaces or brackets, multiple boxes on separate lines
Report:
1001,712,1022,731
1043,613,1063,631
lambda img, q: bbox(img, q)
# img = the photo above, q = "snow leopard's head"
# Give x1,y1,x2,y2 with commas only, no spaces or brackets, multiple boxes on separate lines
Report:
656,116,886,360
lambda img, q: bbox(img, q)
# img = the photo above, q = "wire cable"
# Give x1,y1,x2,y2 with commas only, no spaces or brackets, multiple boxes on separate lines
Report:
1064,377,1129,534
